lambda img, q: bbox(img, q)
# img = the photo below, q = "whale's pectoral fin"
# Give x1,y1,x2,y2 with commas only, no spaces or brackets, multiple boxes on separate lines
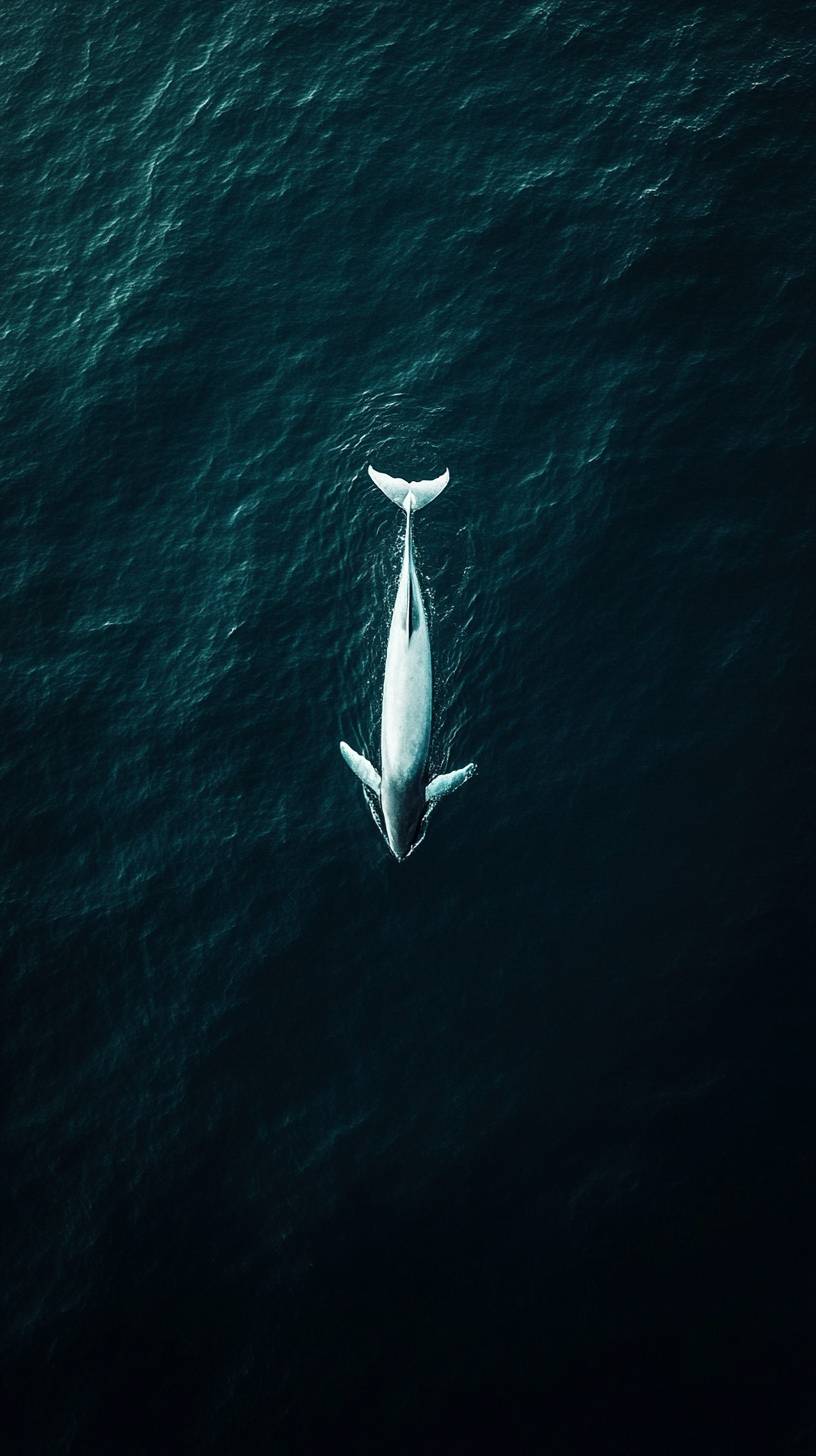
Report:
340,741,381,794
425,763,476,803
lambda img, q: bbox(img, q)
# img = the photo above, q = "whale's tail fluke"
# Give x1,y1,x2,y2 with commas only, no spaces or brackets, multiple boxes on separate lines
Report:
367,465,449,512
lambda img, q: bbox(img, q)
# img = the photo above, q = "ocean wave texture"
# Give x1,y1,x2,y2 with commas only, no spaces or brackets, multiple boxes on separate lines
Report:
2,0,815,1451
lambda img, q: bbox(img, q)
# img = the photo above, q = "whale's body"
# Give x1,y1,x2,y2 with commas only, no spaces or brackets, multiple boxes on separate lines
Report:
340,466,475,861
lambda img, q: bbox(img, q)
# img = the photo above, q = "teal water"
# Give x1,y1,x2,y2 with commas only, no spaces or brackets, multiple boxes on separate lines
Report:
3,2,815,1451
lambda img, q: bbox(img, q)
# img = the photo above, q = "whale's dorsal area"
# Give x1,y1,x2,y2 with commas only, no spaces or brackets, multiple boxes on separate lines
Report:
404,568,416,639
367,465,450,512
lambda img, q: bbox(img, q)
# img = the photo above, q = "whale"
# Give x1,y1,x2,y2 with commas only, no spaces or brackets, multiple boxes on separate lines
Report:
340,464,475,861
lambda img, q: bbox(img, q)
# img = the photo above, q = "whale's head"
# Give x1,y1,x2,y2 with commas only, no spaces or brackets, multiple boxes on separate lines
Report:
382,776,426,863
385,815,421,862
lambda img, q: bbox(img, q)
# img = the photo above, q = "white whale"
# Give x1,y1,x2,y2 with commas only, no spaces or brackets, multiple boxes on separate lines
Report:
340,465,475,861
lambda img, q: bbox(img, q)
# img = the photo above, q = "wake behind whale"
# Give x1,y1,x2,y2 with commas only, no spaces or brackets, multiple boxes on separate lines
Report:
340,465,475,861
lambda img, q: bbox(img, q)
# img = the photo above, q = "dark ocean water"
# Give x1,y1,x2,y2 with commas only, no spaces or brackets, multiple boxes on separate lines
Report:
3,1,816,1451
